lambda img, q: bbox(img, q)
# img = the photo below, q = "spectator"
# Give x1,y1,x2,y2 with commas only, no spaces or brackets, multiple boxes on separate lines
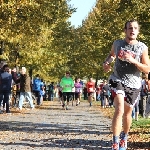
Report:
42,81,47,101
55,85,59,98
11,67,18,82
83,86,88,100
109,90,114,107
132,94,140,121
139,73,148,118
0,64,12,113
16,67,34,111
33,74,43,105
96,85,101,101
48,82,54,101
0,62,4,73
40,79,45,105
58,84,63,104
102,80,110,108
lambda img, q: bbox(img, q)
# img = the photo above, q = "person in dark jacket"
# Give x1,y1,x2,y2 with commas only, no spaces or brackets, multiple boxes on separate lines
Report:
139,74,148,118
16,67,34,110
83,86,88,100
32,74,44,105
48,82,54,101
11,67,18,81
0,64,12,113
102,80,110,108
11,67,19,106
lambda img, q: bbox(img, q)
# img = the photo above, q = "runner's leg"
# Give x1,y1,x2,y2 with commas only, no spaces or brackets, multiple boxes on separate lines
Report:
112,94,124,148
62,92,66,109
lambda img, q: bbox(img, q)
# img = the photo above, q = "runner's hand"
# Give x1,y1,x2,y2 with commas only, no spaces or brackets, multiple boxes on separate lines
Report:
103,62,112,72
124,52,136,64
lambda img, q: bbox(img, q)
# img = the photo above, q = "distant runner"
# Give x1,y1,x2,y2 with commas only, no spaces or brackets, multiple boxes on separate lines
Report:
60,71,74,110
86,77,95,106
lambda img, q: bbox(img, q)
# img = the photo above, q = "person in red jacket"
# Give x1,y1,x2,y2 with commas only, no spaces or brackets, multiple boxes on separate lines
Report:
86,77,95,106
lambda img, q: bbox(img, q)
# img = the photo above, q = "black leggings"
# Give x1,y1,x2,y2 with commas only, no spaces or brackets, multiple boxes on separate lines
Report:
0,92,10,113
62,92,72,102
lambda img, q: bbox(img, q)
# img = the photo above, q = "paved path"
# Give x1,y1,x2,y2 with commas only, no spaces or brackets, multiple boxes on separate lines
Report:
0,100,112,150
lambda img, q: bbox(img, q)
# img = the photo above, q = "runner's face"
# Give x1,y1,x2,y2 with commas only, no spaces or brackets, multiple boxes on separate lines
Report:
66,73,70,77
77,79,80,83
125,22,139,40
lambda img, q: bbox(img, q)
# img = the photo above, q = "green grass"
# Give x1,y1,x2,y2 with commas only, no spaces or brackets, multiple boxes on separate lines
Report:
132,117,150,129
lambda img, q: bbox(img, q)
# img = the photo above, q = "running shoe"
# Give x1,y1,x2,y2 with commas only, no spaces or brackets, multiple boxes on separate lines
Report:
90,103,92,107
112,143,119,150
66,106,68,110
62,104,65,108
119,140,127,150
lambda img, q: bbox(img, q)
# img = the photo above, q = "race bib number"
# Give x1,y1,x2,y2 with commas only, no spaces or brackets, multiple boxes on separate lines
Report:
65,84,70,87
118,50,135,61
118,50,125,61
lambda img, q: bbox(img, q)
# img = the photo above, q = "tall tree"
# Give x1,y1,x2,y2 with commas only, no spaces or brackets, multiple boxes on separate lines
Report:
0,0,75,80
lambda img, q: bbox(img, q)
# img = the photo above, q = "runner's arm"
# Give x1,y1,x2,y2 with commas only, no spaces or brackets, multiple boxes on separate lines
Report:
60,80,63,88
103,43,116,72
103,44,116,64
72,80,74,88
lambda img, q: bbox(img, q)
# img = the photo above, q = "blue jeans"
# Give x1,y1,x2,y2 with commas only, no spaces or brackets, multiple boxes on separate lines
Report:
96,93,101,101
19,92,34,109
40,95,43,105
132,107,135,119
0,91,10,113
132,97,140,118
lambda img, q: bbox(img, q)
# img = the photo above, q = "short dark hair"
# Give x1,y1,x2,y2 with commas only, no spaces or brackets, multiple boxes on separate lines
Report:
2,64,9,70
66,71,70,74
36,74,39,77
124,20,140,29
75,77,79,82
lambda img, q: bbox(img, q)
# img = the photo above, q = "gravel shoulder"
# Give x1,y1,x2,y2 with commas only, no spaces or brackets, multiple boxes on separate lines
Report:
0,99,112,150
